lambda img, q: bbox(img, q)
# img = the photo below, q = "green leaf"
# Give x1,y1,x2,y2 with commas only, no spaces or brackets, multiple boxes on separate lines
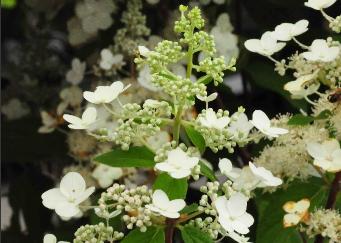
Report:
94,146,155,168
153,173,188,200
197,75,213,85
287,114,314,126
184,125,206,154
121,227,164,243
199,161,217,181
255,178,329,243
180,225,214,243
180,203,198,214
314,109,332,120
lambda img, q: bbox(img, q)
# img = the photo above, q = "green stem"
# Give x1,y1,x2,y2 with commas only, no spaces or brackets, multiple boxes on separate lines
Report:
173,105,184,144
176,211,203,224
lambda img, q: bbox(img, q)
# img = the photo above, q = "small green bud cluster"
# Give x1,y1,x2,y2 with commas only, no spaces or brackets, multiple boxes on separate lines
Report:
198,182,220,216
74,223,123,243
329,15,341,33
174,6,205,40
99,184,153,232
154,142,200,162
188,217,221,239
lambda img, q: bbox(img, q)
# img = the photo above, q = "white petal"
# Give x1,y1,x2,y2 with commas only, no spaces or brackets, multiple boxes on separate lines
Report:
306,142,323,159
152,190,170,207
218,216,234,233
138,46,150,57
167,199,186,212
219,158,233,175
63,114,82,126
267,127,288,135
42,188,67,209
227,193,248,218
110,81,124,92
55,202,81,218
59,172,86,199
169,169,191,179
244,39,261,53
154,162,176,173
83,91,99,104
82,107,97,125
251,110,271,130
74,187,95,204
283,213,300,227
43,234,57,243
295,199,310,213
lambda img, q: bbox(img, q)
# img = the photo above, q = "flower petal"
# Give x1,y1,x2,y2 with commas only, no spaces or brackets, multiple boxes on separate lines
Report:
42,188,67,210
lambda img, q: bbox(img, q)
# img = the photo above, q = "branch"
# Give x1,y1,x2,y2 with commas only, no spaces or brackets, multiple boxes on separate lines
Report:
165,218,176,243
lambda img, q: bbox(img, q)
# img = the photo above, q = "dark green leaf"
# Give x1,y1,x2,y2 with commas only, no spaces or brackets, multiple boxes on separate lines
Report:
314,109,332,120
94,146,155,168
197,75,212,85
287,114,314,126
199,161,217,181
180,225,214,243
184,125,206,154
180,203,198,214
153,173,188,200
121,227,164,243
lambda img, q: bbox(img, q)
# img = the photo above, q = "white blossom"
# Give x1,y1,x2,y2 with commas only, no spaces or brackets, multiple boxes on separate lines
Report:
302,39,340,62
196,93,218,102
244,31,286,56
250,110,288,138
138,45,151,57
284,73,318,98
272,20,309,41
232,167,260,191
283,199,310,227
92,164,123,188
65,58,86,85
306,139,341,172
63,107,97,130
155,147,199,179
198,108,230,130
99,49,124,70
83,81,130,104
228,113,253,140
215,193,254,235
218,158,242,180
43,234,69,243
41,172,95,219
249,162,283,187
137,65,160,92
304,0,337,10
145,190,186,218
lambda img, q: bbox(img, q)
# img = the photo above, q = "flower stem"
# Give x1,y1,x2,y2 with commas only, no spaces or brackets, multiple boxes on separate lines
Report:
293,37,310,49
320,9,334,22
165,218,176,243
173,105,184,144
176,211,203,224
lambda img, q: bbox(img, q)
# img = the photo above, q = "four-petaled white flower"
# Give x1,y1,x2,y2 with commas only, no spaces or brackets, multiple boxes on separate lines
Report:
284,73,318,97
304,0,337,10
43,234,69,243
250,110,288,138
99,49,124,70
283,198,310,228
63,107,97,130
218,158,242,180
155,147,199,179
249,162,283,187
41,172,95,219
302,39,340,62
198,108,230,130
272,20,309,41
138,46,151,57
196,93,218,108
65,58,86,85
306,139,341,172
244,31,286,56
83,81,130,104
92,164,123,188
145,190,186,218
215,193,254,235
228,113,253,140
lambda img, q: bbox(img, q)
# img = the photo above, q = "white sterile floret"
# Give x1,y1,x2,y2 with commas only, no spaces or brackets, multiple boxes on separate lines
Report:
215,193,254,235
43,234,69,243
249,162,283,187
63,107,97,130
283,198,310,227
145,190,186,218
99,49,124,70
197,92,218,102
138,45,151,57
155,147,199,179
284,73,317,96
65,58,86,85
272,20,309,41
83,81,130,104
137,65,160,92
228,113,253,140
302,39,340,62
244,31,286,56
250,110,288,138
304,0,337,10
41,172,95,219
92,164,123,188
306,139,341,172
198,108,230,130
218,158,242,180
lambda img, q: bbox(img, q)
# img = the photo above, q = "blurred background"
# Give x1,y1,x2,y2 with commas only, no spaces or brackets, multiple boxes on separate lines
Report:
1,0,340,242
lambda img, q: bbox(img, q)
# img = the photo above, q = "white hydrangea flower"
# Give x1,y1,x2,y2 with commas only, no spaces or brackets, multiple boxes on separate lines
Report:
41,172,95,219
232,166,260,191
145,189,186,218
218,158,242,180
215,193,254,235
138,45,151,57
57,86,83,115
197,92,218,103
304,0,337,10
137,65,160,92
228,113,253,140
244,31,286,56
302,39,340,62
155,147,199,179
284,73,318,97
249,162,283,187
306,139,341,172
38,111,59,134
272,20,309,41
83,81,130,104
92,164,123,188
1,98,30,120
63,107,97,130
283,198,310,227
43,234,69,243
65,58,86,85
198,108,230,130
99,49,124,70
250,110,288,138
